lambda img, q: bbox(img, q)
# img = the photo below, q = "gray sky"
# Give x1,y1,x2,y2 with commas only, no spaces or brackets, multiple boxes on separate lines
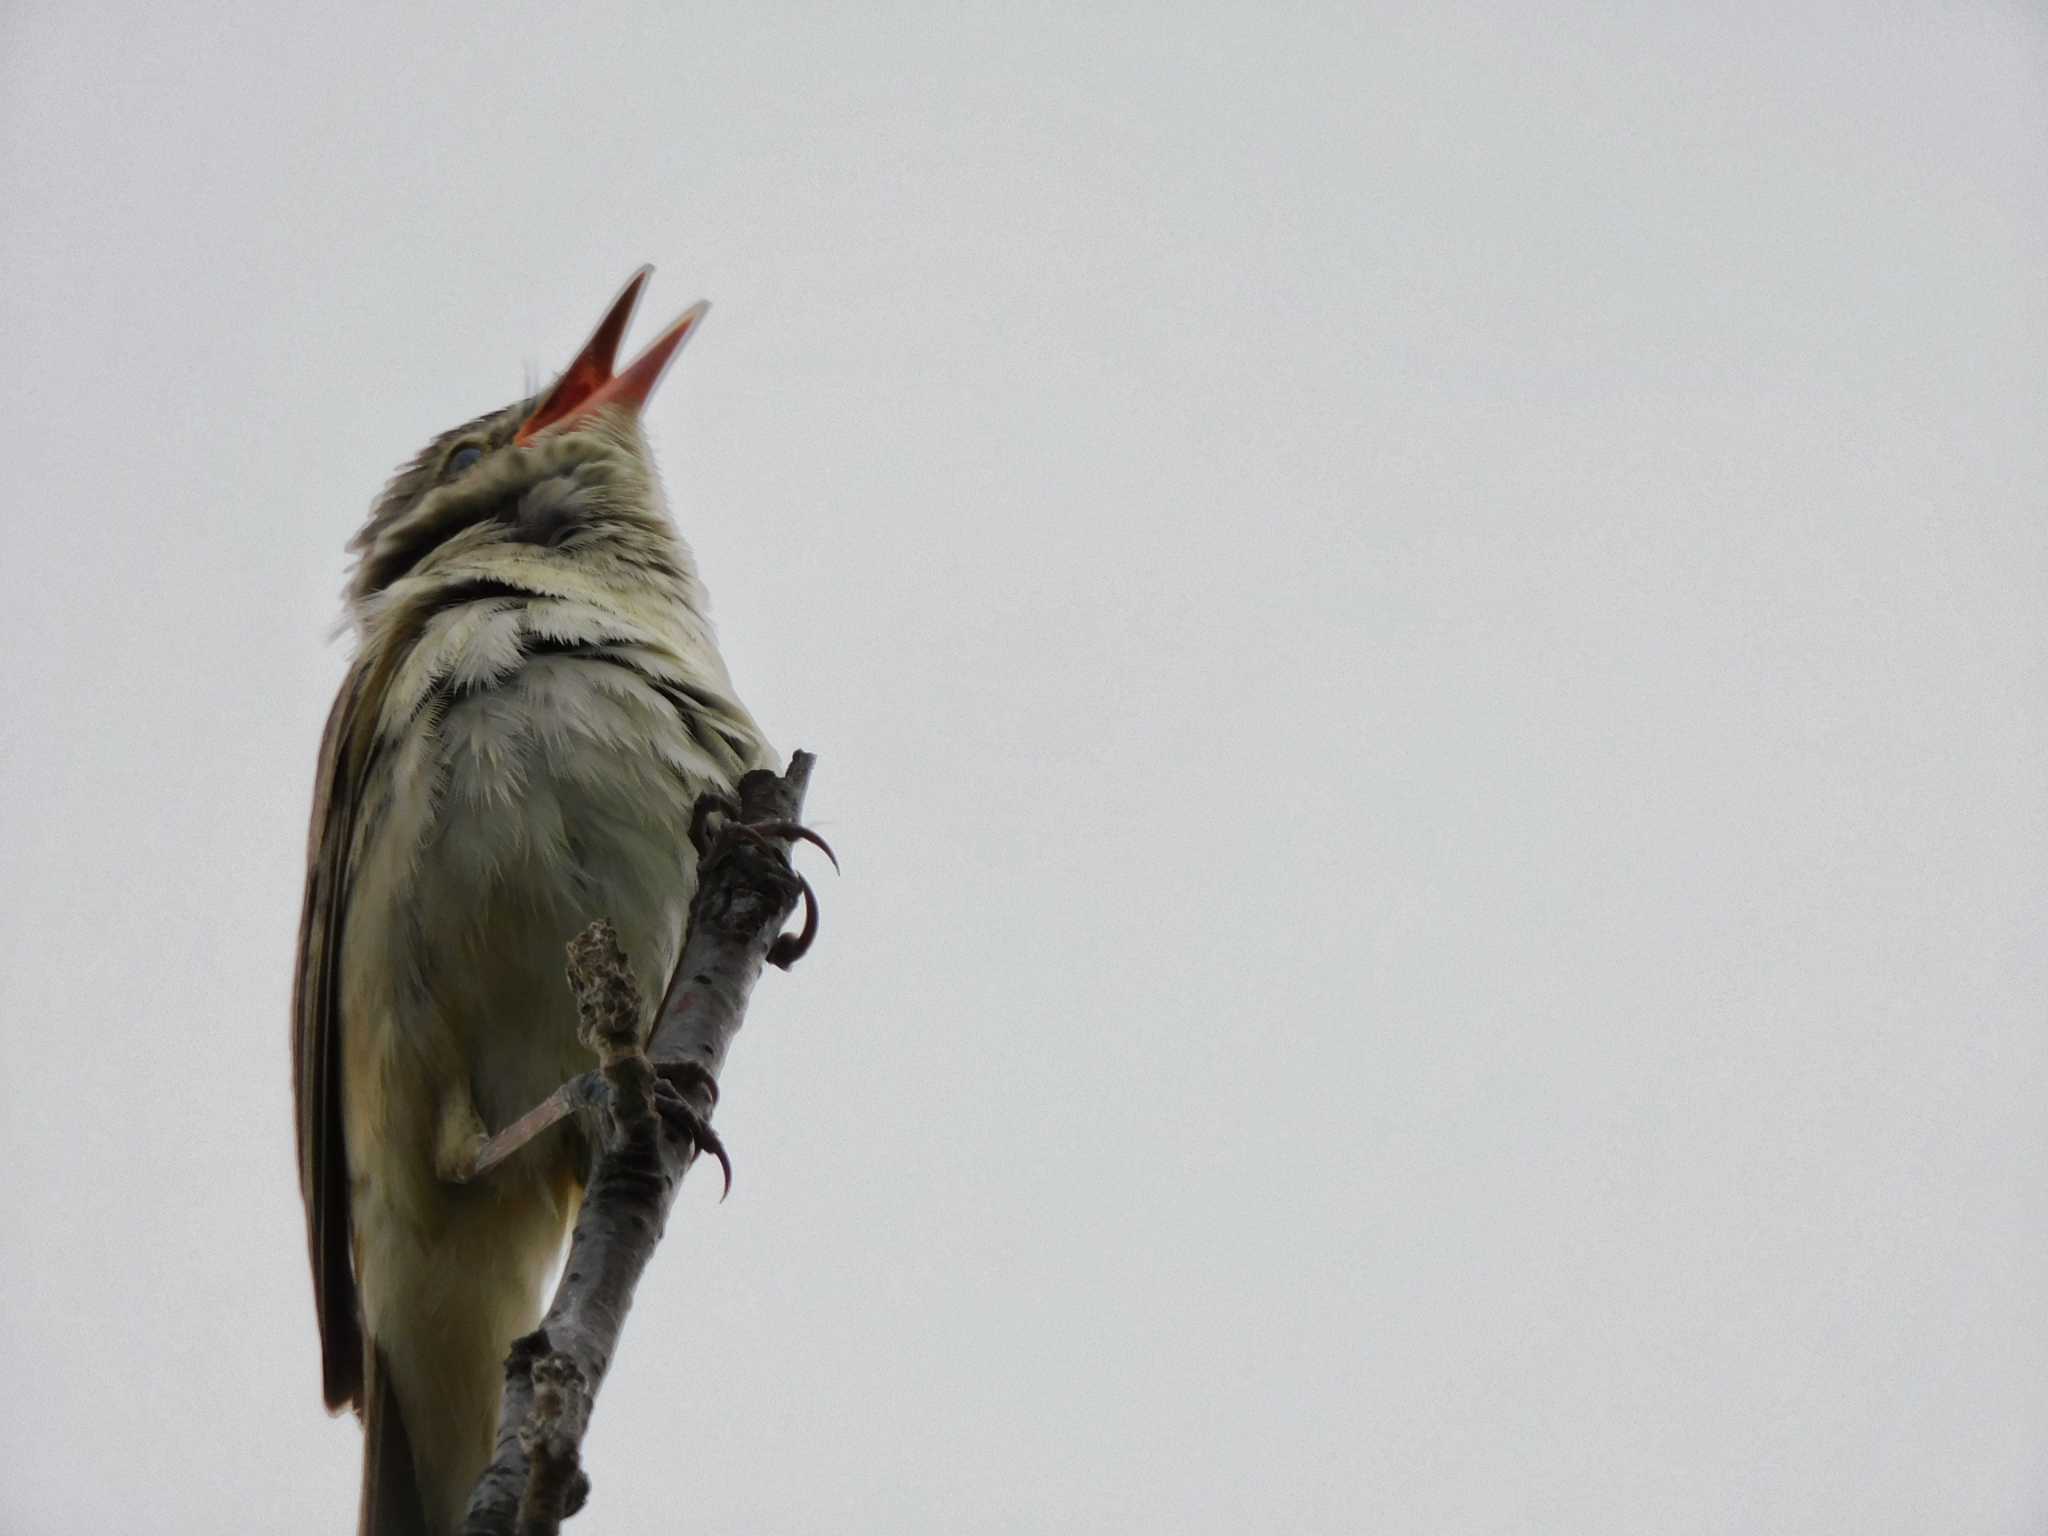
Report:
3,3,2045,1531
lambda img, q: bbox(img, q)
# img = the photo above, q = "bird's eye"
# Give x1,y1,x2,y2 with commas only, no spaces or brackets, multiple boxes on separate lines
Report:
446,445,484,477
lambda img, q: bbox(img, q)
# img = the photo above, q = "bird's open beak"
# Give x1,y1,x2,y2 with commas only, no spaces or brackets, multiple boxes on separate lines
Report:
515,267,710,446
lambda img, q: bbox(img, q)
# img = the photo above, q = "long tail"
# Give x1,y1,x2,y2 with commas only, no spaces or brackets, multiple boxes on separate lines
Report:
359,1342,432,1536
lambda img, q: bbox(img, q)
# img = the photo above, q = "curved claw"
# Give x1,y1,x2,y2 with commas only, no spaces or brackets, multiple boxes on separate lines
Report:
698,1122,734,1201
767,867,819,970
652,1072,732,1198
735,819,840,874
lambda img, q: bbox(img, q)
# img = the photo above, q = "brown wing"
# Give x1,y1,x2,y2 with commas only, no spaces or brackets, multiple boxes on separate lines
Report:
291,661,377,1413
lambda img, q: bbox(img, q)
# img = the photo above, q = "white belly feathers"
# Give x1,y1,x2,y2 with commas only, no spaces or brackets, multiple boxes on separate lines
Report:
341,590,764,1205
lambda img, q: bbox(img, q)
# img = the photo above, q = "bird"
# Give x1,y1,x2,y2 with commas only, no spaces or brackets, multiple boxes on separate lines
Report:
292,269,774,1536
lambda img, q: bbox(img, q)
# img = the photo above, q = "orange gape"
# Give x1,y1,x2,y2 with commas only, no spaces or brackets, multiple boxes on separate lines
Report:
514,267,706,445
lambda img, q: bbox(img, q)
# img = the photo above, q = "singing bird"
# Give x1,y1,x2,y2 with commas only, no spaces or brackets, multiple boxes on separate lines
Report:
293,271,774,1535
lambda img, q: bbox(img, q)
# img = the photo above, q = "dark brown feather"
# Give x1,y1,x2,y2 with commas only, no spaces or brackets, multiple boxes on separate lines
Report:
292,663,375,1411
359,1343,431,1536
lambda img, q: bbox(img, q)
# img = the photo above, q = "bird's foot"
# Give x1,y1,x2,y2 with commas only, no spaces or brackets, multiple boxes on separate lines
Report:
688,790,743,858
688,791,838,969
651,1058,732,1197
721,820,837,969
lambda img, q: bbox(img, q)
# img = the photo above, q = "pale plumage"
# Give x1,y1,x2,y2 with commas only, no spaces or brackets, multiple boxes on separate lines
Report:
293,276,771,1535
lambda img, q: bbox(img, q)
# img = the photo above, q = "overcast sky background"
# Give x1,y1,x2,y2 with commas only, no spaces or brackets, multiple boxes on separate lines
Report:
2,3,2045,1532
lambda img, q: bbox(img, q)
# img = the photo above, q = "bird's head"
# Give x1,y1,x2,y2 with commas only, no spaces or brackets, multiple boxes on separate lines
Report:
344,268,709,620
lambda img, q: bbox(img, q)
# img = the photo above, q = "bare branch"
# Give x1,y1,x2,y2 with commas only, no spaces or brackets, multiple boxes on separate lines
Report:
460,750,819,1536
517,1351,592,1535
